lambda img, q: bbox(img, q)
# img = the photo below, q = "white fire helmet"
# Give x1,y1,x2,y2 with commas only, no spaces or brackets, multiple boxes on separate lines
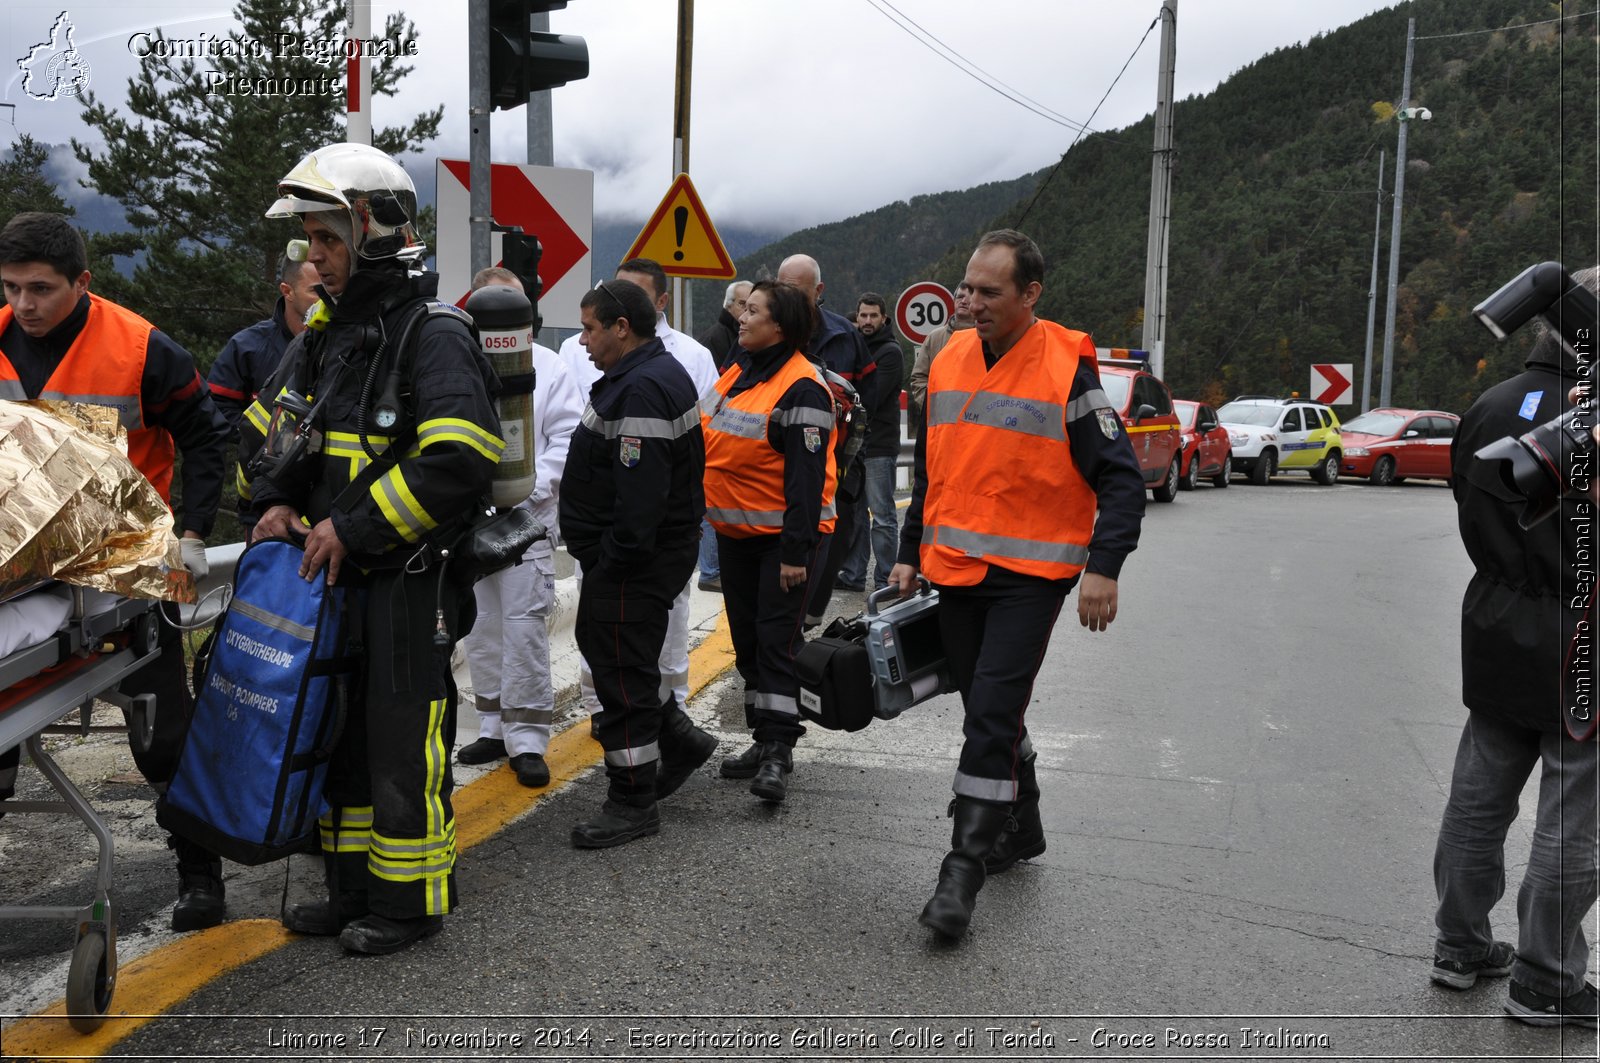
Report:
266,143,424,268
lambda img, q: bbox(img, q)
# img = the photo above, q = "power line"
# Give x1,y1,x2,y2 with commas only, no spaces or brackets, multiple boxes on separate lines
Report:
1416,7,1597,40
1015,13,1160,229
862,0,1101,135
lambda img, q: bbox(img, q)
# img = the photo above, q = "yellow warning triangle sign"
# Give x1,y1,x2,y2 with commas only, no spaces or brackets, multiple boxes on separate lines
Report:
624,173,736,279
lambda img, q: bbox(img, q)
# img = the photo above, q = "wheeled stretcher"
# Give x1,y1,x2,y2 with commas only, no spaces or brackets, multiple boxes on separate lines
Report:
0,582,164,1033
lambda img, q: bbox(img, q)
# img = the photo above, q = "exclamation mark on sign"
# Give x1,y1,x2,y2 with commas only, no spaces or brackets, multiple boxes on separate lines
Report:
673,206,688,261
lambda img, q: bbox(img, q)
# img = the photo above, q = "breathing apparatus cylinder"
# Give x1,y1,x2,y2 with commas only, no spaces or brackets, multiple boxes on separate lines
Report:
464,285,538,508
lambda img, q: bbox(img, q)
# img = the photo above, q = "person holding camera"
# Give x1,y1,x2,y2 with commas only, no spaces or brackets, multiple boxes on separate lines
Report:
1431,265,1599,1027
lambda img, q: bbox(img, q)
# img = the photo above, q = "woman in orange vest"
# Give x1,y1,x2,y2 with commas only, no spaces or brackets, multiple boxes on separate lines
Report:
703,281,838,804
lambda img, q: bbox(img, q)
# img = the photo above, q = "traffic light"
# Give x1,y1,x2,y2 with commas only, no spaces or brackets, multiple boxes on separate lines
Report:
488,1,590,112
498,227,544,329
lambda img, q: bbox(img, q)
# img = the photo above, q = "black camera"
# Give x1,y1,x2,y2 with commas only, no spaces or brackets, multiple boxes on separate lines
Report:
1468,262,1598,528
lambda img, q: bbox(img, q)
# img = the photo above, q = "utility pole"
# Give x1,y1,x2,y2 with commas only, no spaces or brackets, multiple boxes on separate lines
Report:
1141,0,1177,379
526,8,554,166
468,1,492,277
671,0,694,334
346,0,371,144
1379,17,1416,409
1361,149,1385,414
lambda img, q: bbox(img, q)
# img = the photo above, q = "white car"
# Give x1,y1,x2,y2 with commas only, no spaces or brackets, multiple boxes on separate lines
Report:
1217,398,1344,485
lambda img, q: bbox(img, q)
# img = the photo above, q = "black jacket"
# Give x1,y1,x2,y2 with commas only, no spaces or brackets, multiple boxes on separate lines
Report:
696,308,740,370
559,338,706,576
209,297,295,430
861,325,903,459
238,269,502,566
1453,348,1591,738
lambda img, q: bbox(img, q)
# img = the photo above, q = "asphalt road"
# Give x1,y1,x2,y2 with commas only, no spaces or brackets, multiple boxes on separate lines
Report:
4,473,1598,1061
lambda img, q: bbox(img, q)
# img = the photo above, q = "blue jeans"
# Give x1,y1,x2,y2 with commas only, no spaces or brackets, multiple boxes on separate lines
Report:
862,456,900,589
1433,711,1599,996
697,518,719,581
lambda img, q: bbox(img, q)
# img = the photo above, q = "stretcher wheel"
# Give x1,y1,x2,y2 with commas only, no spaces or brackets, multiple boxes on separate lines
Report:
66,929,113,1033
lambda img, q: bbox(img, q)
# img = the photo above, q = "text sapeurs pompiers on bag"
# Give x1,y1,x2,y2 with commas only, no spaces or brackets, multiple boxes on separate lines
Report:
157,538,356,864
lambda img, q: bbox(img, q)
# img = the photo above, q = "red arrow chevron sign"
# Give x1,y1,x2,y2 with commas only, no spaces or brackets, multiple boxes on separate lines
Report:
1311,363,1353,405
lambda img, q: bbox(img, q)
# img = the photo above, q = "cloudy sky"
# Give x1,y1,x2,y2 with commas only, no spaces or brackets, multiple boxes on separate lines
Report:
3,1,1409,229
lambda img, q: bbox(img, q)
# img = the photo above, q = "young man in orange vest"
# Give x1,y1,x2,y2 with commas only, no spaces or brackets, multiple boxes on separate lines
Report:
0,211,232,930
888,229,1146,939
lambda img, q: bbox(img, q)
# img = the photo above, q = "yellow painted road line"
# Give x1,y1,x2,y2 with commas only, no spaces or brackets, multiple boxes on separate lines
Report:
9,610,735,1058
3,920,295,1058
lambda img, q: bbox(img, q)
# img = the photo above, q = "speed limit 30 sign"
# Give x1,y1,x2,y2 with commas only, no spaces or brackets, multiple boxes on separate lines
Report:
895,281,955,345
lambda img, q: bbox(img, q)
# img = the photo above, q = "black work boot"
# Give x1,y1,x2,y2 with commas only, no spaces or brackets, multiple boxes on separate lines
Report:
749,741,793,803
985,755,1045,873
656,709,718,799
338,913,444,955
720,741,763,779
919,797,1012,939
282,851,368,936
170,836,226,932
573,764,661,848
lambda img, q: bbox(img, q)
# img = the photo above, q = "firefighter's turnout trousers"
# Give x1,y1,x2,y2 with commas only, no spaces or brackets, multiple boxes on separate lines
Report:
321,566,473,920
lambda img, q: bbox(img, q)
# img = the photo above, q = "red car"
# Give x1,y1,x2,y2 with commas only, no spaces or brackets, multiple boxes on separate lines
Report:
1174,400,1233,490
1338,407,1460,485
1097,361,1183,503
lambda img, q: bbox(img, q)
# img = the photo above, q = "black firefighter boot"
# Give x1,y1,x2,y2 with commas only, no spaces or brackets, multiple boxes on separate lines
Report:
170,836,226,932
749,741,793,803
282,848,369,936
985,754,1046,873
656,707,718,799
572,763,662,848
918,797,1012,939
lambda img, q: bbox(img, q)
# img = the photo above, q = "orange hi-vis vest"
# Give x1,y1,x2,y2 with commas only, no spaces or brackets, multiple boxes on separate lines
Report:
701,350,838,538
921,320,1097,586
0,294,176,502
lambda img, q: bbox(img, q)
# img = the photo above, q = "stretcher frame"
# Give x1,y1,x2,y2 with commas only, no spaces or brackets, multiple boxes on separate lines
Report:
0,587,163,1034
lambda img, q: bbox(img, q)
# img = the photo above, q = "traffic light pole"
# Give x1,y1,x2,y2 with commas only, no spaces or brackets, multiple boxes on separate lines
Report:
469,1,493,277
527,9,554,166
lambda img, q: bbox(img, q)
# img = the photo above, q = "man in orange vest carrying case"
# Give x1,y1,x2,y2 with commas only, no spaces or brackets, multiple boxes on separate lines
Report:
887,229,1146,940
0,211,232,930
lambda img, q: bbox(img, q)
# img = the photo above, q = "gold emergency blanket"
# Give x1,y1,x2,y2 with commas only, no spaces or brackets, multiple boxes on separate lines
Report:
0,400,196,603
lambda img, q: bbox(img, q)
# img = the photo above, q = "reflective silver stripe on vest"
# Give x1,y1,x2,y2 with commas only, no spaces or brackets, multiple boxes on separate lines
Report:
708,501,835,526
231,599,316,642
707,405,768,440
955,390,1066,441
953,769,1021,803
771,406,834,430
927,390,972,427
754,691,799,717
581,407,698,440
38,390,141,430
1065,389,1112,423
603,741,661,768
928,524,1089,566
0,380,25,400
707,506,785,526
699,393,722,418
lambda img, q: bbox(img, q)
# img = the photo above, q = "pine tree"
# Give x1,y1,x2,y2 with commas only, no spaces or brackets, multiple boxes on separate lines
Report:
72,0,441,363
0,135,71,218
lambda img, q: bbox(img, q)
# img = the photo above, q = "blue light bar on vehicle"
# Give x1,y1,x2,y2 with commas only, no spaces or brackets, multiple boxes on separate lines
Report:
1095,347,1150,362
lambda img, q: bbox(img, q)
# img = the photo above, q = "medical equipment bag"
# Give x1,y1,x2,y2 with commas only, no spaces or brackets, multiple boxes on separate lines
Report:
157,538,355,865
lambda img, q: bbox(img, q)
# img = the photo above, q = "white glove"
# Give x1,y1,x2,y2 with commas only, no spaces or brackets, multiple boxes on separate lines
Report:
180,537,209,581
